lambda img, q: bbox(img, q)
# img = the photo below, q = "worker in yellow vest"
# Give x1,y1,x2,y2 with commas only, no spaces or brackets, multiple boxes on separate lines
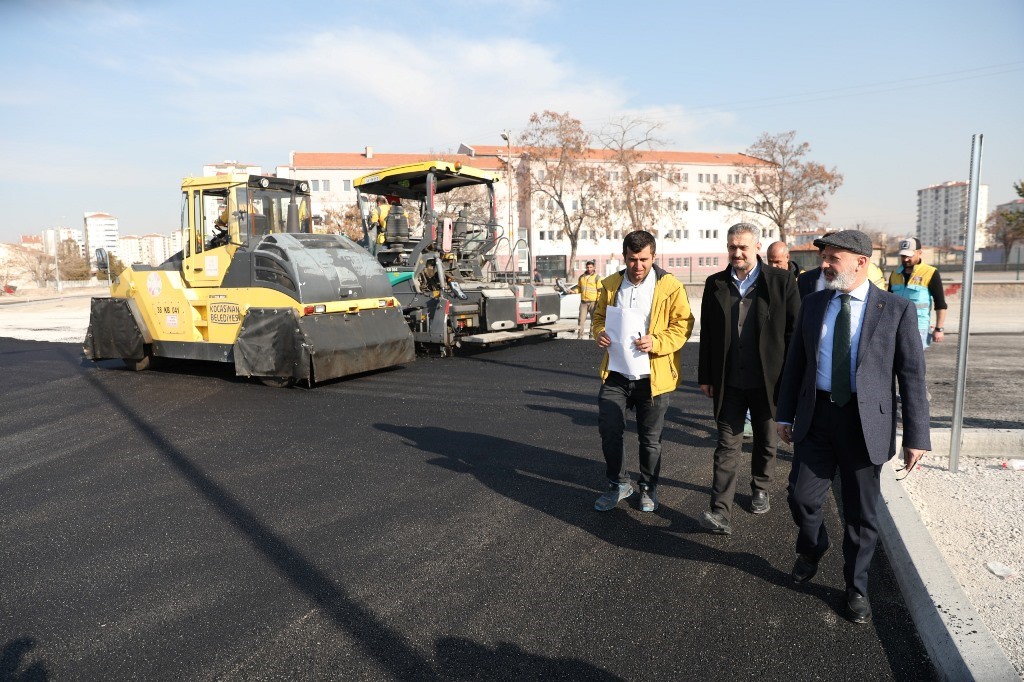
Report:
888,237,947,348
576,260,601,339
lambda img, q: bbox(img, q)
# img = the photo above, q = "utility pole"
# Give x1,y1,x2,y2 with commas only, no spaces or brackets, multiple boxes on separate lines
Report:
53,228,63,295
501,131,526,273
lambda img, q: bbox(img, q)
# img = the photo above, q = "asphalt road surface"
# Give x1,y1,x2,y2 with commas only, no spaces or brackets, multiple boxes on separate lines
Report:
0,338,936,680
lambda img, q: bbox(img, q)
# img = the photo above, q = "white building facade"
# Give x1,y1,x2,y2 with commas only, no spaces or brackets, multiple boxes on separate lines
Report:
916,181,989,249
276,146,781,283
83,212,120,270
119,233,175,266
41,227,85,259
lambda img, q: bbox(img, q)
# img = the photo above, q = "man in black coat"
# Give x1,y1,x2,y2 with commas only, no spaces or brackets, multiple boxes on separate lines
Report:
697,223,801,535
777,230,929,624
797,267,823,299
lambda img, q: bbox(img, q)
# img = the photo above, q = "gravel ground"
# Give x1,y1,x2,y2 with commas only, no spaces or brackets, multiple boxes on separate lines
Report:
905,331,1024,679
900,458,1024,678
2,285,1022,676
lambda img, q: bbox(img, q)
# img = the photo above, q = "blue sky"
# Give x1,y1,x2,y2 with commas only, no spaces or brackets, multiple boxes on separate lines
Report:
1,0,1021,244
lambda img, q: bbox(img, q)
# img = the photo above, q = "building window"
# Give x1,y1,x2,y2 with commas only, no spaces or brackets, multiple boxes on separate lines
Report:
714,257,720,266
698,173,704,183
683,230,689,240
343,179,351,191
539,232,546,240
311,179,320,191
322,179,331,192
713,174,719,183
699,257,705,266
682,173,688,183
683,257,691,267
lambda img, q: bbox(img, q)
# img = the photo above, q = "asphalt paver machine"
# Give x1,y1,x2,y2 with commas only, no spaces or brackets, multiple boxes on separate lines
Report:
84,174,414,386
354,160,561,355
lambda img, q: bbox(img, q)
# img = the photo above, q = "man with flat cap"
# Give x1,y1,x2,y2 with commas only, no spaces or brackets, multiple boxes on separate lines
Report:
776,229,930,624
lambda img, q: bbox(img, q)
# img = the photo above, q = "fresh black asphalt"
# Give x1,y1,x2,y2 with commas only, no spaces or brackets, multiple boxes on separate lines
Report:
0,337,937,680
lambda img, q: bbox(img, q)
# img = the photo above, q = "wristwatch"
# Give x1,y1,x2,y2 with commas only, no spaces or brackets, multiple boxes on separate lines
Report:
934,327,944,332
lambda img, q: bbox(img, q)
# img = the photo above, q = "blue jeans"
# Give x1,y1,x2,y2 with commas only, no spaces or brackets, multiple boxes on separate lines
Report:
598,372,670,487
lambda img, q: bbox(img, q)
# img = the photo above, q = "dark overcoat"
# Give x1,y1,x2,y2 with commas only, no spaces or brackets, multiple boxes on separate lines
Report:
697,257,801,420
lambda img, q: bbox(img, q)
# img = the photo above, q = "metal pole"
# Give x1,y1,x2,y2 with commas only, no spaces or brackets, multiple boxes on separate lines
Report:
949,134,983,473
53,232,63,295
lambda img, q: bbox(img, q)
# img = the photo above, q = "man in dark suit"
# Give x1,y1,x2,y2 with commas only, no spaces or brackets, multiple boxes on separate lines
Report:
776,230,930,624
797,266,822,300
697,223,800,535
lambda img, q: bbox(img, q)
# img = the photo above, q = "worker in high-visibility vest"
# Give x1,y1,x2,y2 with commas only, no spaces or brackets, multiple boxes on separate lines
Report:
576,260,601,339
888,236,947,349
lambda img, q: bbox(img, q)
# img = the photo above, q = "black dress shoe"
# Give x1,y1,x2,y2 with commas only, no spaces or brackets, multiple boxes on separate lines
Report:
699,510,732,535
846,588,872,624
790,545,829,584
750,490,770,514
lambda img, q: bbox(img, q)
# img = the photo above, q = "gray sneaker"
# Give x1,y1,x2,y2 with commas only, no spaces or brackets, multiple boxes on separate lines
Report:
594,481,634,511
639,484,659,512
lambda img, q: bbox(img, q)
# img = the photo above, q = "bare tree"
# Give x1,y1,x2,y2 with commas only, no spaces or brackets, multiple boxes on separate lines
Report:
985,180,1024,264
596,115,673,234
706,131,843,242
518,110,609,276
5,246,52,287
319,202,366,242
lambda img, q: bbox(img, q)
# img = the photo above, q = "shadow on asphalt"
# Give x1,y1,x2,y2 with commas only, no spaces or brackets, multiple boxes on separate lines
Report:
1,636,49,681
375,423,845,611
48,347,618,680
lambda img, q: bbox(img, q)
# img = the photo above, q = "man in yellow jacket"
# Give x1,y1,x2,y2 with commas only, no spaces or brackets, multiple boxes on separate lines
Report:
576,260,601,338
592,231,695,513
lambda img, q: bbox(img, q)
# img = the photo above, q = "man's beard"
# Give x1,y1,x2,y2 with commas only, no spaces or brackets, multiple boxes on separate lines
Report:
824,269,856,291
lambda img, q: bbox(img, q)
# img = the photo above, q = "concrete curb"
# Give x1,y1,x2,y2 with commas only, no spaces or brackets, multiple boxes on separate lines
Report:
878,466,1019,681
926,428,1024,460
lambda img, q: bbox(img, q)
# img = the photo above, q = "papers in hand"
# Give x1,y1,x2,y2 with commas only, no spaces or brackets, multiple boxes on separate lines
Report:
605,306,651,377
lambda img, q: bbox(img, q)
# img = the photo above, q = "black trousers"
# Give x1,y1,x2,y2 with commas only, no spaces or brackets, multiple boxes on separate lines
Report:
787,393,882,598
710,385,777,519
598,372,670,487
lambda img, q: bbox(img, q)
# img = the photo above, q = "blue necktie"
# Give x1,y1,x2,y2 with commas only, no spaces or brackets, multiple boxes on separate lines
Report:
831,294,852,406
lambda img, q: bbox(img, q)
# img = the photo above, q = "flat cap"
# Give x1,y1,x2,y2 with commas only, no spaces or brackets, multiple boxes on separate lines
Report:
812,229,872,257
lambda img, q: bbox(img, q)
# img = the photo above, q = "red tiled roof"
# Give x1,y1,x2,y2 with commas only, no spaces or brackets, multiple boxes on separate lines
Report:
291,152,504,171
291,147,764,170
471,144,759,166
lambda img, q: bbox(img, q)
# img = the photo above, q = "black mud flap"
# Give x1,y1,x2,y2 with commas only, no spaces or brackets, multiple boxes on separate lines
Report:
300,307,415,383
84,298,145,362
234,308,310,383
233,307,415,384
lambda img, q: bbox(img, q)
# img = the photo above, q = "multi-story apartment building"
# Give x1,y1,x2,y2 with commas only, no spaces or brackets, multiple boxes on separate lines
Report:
41,227,86,259
276,145,780,282
83,212,120,270
119,233,175,266
916,181,989,249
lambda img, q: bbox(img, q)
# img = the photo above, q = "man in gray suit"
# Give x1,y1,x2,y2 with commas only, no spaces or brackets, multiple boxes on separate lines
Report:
776,230,930,625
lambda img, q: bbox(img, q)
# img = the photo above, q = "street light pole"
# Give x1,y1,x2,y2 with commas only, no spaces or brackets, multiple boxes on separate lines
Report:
501,131,524,274
53,229,63,295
